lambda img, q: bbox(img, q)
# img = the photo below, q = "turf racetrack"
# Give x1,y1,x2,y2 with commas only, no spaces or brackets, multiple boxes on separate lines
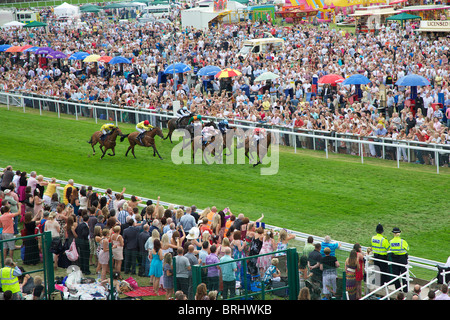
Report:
1,106,449,262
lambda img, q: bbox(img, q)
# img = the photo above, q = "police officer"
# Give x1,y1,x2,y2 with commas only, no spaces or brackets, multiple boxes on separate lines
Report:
0,258,22,300
371,223,390,285
389,227,410,293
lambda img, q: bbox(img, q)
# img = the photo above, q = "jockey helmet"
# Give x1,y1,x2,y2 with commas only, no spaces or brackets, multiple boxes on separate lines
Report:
144,120,150,125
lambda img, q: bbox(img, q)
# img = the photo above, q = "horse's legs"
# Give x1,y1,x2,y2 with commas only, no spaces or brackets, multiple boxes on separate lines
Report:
108,147,115,156
100,147,107,159
91,144,96,156
131,146,137,159
152,145,163,160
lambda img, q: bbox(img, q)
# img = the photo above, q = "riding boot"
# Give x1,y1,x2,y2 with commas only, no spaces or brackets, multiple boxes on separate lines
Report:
138,133,144,145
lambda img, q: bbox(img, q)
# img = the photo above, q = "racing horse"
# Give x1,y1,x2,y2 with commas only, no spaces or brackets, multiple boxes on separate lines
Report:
191,131,224,164
121,126,165,159
87,126,126,159
240,130,273,167
163,112,195,143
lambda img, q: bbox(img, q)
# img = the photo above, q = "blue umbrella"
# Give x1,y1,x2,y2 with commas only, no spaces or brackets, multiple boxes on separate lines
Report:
35,47,54,55
23,46,40,53
341,74,371,85
164,63,191,74
395,74,430,87
68,51,90,60
108,56,131,65
396,74,430,99
0,44,12,52
197,65,221,76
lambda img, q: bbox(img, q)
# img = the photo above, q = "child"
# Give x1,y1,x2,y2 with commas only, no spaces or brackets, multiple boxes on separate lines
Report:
32,276,44,300
163,252,174,299
263,258,281,285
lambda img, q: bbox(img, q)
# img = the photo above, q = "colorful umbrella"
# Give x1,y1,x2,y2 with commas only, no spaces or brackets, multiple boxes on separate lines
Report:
215,68,242,79
395,74,430,87
318,74,344,84
83,54,101,62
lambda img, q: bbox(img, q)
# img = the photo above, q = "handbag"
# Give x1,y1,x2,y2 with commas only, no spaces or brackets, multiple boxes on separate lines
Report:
65,239,79,262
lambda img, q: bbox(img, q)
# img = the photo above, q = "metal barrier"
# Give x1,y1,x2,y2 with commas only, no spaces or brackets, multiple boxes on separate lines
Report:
171,247,300,300
0,231,55,300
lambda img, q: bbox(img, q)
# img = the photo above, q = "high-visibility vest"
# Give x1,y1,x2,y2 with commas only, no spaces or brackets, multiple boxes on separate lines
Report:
389,237,409,255
206,211,215,228
0,267,21,294
371,233,390,255
224,219,233,235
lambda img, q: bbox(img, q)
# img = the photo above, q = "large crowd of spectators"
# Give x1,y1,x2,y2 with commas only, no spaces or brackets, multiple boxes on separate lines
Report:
1,166,449,301
0,6,449,165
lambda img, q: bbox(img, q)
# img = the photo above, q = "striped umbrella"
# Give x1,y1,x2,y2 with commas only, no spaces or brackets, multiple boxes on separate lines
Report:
318,74,344,84
0,44,12,52
215,68,242,79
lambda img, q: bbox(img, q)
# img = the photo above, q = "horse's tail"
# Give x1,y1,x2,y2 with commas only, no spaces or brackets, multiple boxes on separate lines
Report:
87,136,93,144
120,134,130,142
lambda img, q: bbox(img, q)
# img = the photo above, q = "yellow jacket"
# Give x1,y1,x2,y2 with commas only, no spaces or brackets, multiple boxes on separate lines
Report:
137,121,153,130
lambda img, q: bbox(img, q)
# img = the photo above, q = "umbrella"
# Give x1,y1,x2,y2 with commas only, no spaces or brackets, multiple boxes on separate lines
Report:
318,74,344,84
215,68,242,79
197,65,221,76
254,71,280,82
47,51,67,59
340,74,371,85
386,12,421,28
68,51,90,60
108,56,132,65
164,63,191,74
23,21,47,28
23,46,40,53
35,47,54,55
5,46,24,53
396,74,430,99
395,74,430,87
83,54,101,62
98,56,113,63
0,44,12,52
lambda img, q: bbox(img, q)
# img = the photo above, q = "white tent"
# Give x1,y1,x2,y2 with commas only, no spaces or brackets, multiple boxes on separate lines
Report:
54,2,80,18
1,21,25,28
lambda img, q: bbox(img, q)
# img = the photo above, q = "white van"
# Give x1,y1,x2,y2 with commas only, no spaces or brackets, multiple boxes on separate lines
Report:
238,37,285,60
140,5,171,18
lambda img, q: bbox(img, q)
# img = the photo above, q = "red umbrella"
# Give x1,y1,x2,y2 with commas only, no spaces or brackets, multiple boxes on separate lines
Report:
98,56,112,63
318,74,344,84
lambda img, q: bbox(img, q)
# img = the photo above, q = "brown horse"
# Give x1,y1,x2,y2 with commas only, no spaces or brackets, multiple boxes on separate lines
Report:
87,127,125,159
121,127,165,159
163,113,194,143
241,131,273,167
191,133,223,164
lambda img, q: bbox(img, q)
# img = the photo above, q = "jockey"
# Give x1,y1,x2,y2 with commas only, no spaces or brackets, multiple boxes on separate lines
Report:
136,120,154,144
188,114,203,125
100,123,116,141
252,127,266,148
202,125,217,146
176,106,191,126
218,119,229,135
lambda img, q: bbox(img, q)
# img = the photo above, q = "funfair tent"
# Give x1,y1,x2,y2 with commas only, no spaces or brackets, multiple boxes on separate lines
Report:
54,2,80,18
